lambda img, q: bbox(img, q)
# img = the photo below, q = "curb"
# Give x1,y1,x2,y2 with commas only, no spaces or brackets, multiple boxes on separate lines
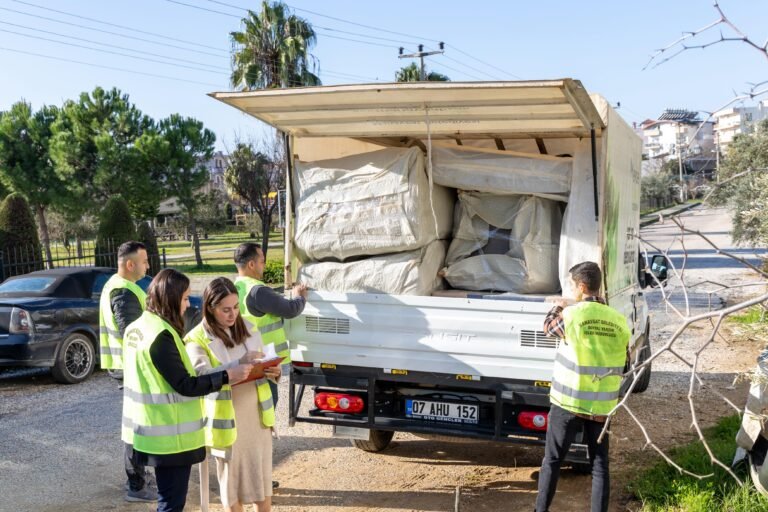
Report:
640,202,701,228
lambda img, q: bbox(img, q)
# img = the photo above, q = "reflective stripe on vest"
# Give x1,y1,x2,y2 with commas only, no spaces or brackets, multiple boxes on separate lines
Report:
121,311,205,455
98,274,146,370
549,301,630,417
235,276,292,364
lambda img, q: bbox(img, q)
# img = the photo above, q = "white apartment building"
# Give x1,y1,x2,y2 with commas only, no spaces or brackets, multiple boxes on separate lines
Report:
641,109,715,161
712,101,768,149
157,151,231,220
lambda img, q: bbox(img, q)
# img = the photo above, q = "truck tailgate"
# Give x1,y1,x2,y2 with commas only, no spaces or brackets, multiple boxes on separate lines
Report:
285,292,558,382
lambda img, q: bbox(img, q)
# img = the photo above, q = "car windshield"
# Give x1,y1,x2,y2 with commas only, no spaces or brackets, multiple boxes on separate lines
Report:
0,277,57,294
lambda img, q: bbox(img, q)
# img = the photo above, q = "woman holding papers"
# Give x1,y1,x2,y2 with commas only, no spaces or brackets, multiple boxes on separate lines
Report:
122,269,253,512
185,277,280,512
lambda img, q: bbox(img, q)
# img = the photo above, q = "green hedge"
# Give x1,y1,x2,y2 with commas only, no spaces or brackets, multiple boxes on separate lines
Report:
263,259,283,284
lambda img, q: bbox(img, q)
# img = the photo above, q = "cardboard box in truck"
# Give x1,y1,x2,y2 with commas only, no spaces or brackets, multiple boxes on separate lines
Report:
211,80,667,468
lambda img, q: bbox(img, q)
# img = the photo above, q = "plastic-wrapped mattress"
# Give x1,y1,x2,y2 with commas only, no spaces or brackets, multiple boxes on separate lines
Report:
298,241,446,295
294,147,454,261
431,144,571,201
442,192,562,293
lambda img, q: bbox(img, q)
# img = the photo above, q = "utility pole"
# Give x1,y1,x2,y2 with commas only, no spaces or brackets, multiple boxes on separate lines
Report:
399,43,444,80
676,122,686,202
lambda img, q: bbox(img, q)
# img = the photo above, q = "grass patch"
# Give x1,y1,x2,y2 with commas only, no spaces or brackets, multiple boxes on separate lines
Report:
628,415,768,511
729,306,768,325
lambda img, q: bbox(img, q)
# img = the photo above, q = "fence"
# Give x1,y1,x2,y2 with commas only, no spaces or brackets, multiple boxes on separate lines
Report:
0,239,123,281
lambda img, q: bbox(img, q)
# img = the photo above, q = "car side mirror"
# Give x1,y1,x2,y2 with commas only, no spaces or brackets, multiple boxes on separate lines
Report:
647,254,670,287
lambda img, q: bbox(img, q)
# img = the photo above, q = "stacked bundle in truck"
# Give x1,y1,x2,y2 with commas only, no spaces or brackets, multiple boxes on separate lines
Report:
442,191,563,294
294,147,454,295
431,144,572,200
297,240,447,296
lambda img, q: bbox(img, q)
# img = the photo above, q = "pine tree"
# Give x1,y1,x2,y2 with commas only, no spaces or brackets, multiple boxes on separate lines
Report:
95,196,136,268
0,193,43,278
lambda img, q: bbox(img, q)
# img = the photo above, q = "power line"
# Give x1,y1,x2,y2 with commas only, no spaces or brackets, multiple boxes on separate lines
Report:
445,43,521,80
0,6,227,58
0,20,229,72
164,0,240,18
428,49,506,81
0,28,225,75
427,59,485,82
0,46,223,88
11,0,226,53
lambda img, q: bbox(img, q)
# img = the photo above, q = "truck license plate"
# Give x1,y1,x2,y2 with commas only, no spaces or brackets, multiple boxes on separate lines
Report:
405,399,478,424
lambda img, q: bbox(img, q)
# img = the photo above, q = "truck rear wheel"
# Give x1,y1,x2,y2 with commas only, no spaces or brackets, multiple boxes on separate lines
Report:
352,429,394,452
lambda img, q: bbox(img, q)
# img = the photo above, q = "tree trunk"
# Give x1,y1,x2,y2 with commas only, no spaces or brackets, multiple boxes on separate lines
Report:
261,215,271,258
191,216,203,267
35,205,54,269
76,234,83,258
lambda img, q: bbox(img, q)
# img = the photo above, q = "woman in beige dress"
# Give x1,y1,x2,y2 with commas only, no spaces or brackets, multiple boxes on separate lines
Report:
185,277,279,512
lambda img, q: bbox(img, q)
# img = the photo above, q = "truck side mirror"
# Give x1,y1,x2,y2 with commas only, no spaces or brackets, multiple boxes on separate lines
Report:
647,254,670,287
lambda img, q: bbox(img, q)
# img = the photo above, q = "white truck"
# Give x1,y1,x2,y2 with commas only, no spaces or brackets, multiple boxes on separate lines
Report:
212,80,667,468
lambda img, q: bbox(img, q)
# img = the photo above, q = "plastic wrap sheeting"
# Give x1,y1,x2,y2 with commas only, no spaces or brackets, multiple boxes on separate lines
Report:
294,147,454,261
431,144,571,201
443,192,562,293
298,241,447,296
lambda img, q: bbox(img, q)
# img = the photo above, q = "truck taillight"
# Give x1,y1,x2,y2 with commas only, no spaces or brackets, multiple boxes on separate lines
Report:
292,361,313,368
315,392,365,413
518,411,548,431
9,307,33,334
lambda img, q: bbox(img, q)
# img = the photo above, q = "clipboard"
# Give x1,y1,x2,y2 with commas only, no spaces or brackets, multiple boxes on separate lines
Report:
234,356,284,385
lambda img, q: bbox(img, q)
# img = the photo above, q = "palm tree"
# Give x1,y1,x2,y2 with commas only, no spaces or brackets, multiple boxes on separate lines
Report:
230,1,321,90
395,63,450,82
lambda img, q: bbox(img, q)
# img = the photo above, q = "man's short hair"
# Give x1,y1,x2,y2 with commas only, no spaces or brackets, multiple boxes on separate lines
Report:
117,241,146,262
234,242,262,268
569,261,602,292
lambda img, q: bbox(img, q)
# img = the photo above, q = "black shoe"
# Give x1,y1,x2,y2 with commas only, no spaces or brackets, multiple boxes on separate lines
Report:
272,480,279,489
125,487,158,502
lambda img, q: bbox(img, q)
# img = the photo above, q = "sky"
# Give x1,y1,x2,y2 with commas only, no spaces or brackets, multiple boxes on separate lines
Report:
1,0,767,151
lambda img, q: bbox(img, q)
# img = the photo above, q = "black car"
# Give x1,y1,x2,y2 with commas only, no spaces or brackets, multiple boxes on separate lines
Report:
0,267,202,384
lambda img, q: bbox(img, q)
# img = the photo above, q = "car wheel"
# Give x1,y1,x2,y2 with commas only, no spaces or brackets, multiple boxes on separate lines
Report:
352,429,394,452
51,333,96,384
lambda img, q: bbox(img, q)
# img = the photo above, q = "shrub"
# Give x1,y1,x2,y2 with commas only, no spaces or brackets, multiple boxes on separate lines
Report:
262,259,283,284
95,196,136,267
0,192,43,278
137,221,161,276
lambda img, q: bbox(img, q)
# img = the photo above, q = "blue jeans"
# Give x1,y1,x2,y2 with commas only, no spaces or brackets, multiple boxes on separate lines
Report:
155,464,192,512
535,405,610,512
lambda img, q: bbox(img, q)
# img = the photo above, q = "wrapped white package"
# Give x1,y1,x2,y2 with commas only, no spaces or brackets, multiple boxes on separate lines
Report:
298,241,447,295
431,144,571,201
443,192,562,293
294,147,454,261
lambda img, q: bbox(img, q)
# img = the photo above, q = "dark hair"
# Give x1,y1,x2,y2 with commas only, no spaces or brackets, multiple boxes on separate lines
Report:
234,242,262,268
202,277,250,349
569,261,602,293
146,268,190,336
117,241,146,262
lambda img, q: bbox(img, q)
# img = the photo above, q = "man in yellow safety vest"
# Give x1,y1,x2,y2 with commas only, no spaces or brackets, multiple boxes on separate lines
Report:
98,241,157,503
535,261,630,512
233,242,307,489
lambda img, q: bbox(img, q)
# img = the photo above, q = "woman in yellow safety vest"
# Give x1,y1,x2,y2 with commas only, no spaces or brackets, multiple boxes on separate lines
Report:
185,277,280,512
122,269,253,512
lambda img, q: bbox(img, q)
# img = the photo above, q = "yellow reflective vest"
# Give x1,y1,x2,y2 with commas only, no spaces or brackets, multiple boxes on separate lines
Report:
184,322,275,449
99,274,146,370
122,311,205,454
549,301,630,417
235,276,291,363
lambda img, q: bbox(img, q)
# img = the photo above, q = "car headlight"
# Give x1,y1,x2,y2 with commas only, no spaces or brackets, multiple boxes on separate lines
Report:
9,307,34,334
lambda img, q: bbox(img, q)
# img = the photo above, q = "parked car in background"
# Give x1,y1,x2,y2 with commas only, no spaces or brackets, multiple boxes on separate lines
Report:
0,267,201,384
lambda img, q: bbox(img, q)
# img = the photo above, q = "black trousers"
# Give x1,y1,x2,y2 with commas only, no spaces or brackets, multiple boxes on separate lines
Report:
124,443,147,491
535,405,610,512
155,464,192,512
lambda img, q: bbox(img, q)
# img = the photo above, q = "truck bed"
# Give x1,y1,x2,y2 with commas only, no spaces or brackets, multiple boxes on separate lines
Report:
285,291,559,383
